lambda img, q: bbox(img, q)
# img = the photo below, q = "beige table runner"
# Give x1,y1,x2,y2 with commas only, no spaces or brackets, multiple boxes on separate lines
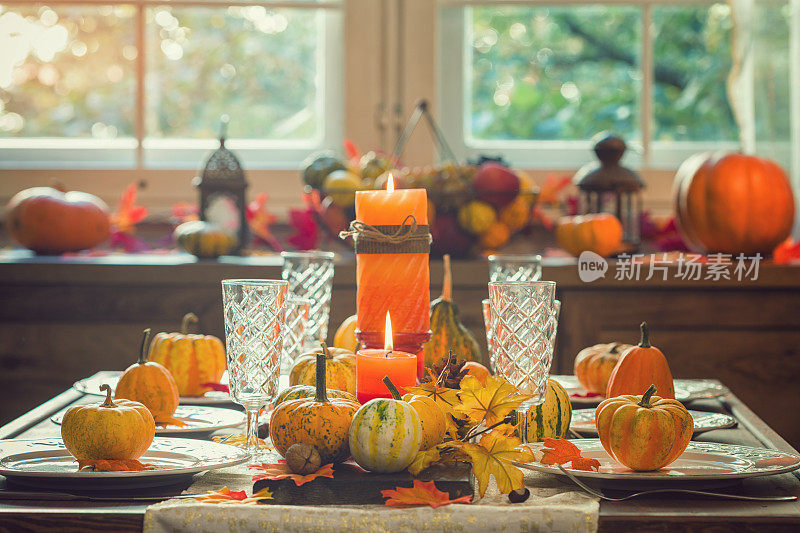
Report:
144,461,598,533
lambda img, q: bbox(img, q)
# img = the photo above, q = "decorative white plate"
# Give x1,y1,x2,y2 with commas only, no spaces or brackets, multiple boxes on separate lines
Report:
50,405,245,436
522,439,800,484
571,408,737,436
0,437,249,490
551,375,729,406
73,372,232,405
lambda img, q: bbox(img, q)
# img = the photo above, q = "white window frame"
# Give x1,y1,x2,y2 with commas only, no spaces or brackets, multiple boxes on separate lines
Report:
0,0,343,170
438,0,747,170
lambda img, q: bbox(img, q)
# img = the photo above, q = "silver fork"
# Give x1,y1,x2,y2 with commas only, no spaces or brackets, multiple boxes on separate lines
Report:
513,462,797,502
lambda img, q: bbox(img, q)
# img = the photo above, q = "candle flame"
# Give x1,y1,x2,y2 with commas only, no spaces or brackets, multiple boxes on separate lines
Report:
384,311,393,351
386,173,395,192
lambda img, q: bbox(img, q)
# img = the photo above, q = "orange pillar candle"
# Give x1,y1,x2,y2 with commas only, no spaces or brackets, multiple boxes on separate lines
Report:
356,313,417,404
354,177,430,335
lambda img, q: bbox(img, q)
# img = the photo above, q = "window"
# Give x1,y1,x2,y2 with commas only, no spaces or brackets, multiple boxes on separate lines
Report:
0,1,342,169
439,1,748,169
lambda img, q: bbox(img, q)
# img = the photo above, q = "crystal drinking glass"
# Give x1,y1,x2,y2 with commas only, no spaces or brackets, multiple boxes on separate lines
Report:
281,251,335,346
488,254,543,282
222,279,288,458
488,280,556,412
280,297,312,375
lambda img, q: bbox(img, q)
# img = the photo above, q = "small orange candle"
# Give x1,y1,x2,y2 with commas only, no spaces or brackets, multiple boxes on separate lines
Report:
356,312,417,404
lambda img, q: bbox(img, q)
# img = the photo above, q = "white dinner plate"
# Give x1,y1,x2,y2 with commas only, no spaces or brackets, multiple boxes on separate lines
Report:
521,439,800,486
50,405,245,436
570,408,737,436
0,437,249,490
551,375,729,406
73,371,232,405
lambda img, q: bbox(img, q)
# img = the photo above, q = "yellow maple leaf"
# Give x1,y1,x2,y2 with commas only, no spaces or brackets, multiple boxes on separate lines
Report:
455,375,533,426
407,441,471,477
460,428,535,497
404,381,464,419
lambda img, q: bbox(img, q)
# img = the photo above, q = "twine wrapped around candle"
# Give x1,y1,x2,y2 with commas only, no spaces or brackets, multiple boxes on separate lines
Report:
339,214,432,254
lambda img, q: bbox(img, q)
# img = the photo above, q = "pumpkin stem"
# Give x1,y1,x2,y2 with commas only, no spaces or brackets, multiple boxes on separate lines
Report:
138,328,151,364
181,313,199,334
315,343,330,403
638,384,658,408
100,384,115,407
382,376,403,400
441,254,452,302
638,322,651,348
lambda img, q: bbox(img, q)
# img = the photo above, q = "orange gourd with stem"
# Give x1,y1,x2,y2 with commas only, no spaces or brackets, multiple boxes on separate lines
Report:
116,329,184,427
596,384,693,471
606,323,674,399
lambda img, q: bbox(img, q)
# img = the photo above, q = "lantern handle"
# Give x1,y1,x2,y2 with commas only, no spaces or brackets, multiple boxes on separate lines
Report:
219,115,230,146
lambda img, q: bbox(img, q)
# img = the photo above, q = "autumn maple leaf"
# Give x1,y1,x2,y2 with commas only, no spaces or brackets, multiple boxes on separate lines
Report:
381,480,472,508
460,427,534,496
404,381,463,419
250,461,334,486
192,486,273,504
455,375,532,426
111,182,148,234
407,441,471,477
540,438,600,472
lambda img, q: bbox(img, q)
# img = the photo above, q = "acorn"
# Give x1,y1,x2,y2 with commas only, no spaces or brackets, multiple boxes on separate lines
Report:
285,443,322,474
508,487,530,503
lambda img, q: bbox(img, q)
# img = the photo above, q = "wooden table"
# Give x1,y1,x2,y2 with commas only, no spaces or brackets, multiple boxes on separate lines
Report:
1,374,799,532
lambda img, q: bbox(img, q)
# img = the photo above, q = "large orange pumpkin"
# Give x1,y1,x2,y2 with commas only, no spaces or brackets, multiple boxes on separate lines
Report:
596,384,693,471
606,322,674,399
6,186,110,254
673,152,795,255
116,329,182,427
556,214,623,257
147,313,226,397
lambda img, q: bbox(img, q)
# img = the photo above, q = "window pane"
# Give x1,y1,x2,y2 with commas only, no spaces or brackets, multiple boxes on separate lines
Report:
467,5,641,142
146,6,323,140
0,4,135,138
652,3,735,141
753,2,790,146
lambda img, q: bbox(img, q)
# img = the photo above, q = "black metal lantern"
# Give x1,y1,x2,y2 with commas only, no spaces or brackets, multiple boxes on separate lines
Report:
192,120,248,254
573,134,644,249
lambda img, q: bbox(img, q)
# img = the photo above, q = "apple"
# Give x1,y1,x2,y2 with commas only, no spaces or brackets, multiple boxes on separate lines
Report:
431,214,473,258
473,162,520,208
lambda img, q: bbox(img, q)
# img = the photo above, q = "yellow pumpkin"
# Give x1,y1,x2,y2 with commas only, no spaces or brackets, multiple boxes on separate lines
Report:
289,344,356,395
349,377,422,473
147,313,226,397
174,220,238,258
596,384,693,471
270,347,359,464
61,384,155,461
116,329,180,426
402,393,446,450
556,213,623,257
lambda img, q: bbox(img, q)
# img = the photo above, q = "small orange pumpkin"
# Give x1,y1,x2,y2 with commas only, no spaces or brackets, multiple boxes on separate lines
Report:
556,213,623,257
61,384,155,461
116,329,181,427
606,323,674,399
574,343,632,395
147,313,226,397
596,384,693,471
673,152,795,255
270,344,359,464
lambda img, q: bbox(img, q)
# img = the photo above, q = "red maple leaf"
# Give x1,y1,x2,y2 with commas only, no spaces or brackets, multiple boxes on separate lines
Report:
111,182,148,234
250,461,334,486
774,238,800,265
540,438,600,472
381,480,472,508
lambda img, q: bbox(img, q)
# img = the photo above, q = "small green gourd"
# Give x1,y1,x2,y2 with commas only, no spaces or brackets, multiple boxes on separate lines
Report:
423,255,483,367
